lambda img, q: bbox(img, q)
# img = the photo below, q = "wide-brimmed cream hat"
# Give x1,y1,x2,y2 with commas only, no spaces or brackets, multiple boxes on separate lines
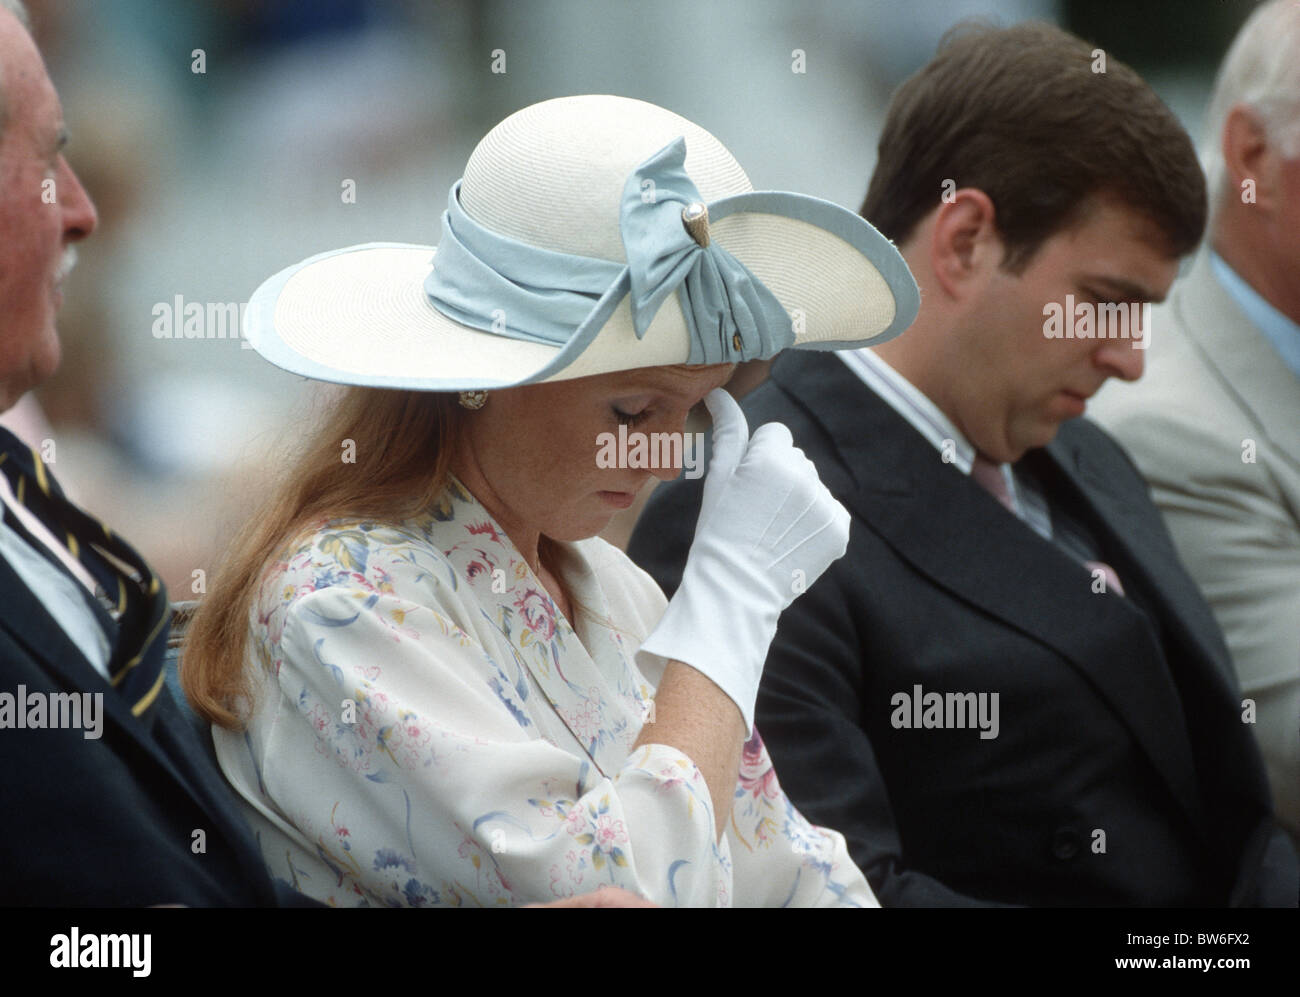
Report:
243,94,918,390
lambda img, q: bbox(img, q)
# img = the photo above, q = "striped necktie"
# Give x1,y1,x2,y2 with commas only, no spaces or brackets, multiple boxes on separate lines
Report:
0,427,170,721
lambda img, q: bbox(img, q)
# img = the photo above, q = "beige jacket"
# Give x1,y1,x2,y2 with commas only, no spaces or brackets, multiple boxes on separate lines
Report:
1092,251,1300,848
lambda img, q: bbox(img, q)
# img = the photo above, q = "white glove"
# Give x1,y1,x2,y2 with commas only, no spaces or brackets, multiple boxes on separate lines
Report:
637,388,851,731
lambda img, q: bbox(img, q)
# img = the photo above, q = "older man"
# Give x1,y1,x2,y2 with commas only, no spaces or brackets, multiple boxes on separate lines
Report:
1091,0,1300,852
630,22,1297,906
0,0,301,905
0,1,652,911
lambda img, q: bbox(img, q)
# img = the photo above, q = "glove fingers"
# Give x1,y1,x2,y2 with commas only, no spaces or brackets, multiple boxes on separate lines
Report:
746,420,794,453
702,388,748,479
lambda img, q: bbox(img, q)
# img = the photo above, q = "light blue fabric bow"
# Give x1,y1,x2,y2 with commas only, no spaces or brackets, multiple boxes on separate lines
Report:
619,137,791,362
423,136,793,364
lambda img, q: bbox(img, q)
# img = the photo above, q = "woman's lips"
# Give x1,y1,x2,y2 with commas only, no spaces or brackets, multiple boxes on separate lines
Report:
599,491,636,509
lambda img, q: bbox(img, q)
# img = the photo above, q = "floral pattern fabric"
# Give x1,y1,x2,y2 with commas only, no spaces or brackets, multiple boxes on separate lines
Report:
213,476,878,907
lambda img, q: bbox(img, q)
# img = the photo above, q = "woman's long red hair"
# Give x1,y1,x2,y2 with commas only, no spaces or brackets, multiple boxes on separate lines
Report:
183,386,463,729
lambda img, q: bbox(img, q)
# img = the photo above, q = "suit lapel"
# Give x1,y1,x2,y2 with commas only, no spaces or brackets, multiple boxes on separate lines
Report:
0,554,251,843
0,553,117,703
1043,430,1236,691
1034,431,1233,825
769,351,1208,828
1175,252,1300,474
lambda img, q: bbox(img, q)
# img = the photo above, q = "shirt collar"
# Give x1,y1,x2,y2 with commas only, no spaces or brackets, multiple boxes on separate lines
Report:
836,347,1055,535
837,347,977,472
1209,251,1300,382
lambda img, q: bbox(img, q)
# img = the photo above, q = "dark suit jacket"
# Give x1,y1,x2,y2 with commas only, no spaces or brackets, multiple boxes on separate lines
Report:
629,349,1298,907
0,550,308,906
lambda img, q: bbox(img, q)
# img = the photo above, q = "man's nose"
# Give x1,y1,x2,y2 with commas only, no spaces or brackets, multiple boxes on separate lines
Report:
57,158,97,242
1094,340,1144,382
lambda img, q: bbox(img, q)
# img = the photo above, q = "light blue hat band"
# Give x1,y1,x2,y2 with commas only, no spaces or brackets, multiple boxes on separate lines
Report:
424,180,625,348
423,136,794,364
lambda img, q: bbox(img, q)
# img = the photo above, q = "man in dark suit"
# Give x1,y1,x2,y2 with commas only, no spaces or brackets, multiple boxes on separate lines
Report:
629,22,1298,906
0,0,299,905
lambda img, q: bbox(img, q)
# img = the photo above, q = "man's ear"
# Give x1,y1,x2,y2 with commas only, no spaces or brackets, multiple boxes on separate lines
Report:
928,188,1002,299
1222,104,1276,212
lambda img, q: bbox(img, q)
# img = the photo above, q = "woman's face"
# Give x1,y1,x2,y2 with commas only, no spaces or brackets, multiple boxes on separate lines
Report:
454,363,735,542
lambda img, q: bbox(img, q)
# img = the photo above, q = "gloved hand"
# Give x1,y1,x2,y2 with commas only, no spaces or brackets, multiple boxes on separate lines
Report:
637,388,850,731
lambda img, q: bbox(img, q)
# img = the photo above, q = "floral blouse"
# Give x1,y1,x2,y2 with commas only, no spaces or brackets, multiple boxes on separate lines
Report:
213,476,878,907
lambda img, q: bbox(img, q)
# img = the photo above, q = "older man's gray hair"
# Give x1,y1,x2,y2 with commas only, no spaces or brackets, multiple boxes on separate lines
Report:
0,0,32,137
1203,0,1300,218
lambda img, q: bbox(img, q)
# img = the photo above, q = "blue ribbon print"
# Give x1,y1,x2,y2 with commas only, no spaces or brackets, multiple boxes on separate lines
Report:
423,136,794,364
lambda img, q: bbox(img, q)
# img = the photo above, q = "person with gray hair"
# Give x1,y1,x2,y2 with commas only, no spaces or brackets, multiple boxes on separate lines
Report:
0,0,316,905
1091,0,1300,850
0,0,27,125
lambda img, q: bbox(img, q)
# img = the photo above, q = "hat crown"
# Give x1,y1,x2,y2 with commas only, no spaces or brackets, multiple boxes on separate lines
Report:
459,95,752,264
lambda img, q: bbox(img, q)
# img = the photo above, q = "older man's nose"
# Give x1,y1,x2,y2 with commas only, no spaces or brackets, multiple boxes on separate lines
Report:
58,158,97,242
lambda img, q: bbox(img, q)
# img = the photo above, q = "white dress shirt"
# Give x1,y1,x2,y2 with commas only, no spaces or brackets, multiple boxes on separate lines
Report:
0,474,111,679
837,347,1054,541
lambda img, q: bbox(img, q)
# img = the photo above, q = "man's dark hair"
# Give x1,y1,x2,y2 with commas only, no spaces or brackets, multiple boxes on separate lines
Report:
861,21,1206,271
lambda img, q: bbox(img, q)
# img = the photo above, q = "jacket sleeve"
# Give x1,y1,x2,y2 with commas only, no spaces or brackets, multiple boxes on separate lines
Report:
750,551,1016,907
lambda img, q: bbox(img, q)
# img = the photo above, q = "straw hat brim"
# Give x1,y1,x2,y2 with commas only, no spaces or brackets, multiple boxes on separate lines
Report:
243,191,919,390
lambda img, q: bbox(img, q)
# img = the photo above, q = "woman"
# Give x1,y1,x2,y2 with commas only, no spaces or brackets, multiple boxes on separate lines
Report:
184,94,918,907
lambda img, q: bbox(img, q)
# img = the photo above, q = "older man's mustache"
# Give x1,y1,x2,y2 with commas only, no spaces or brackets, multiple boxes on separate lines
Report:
55,245,78,283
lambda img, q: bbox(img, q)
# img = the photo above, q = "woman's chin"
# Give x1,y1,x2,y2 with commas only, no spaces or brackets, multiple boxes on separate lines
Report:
540,516,610,544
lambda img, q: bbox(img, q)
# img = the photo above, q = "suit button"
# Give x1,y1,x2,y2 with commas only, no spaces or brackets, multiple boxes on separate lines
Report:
1051,827,1082,860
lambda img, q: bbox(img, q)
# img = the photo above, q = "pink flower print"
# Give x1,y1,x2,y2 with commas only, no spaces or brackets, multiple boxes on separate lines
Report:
398,712,431,755
466,520,505,546
529,794,558,819
738,731,781,802
549,865,570,898
261,560,289,596
565,849,585,886
514,587,556,641
559,700,600,747
593,814,627,850
307,704,331,737
262,608,289,648
563,806,586,837
656,765,686,793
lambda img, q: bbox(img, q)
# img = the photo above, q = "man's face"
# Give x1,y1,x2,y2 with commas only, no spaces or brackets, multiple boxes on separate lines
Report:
1269,149,1300,310
0,11,97,412
950,198,1178,463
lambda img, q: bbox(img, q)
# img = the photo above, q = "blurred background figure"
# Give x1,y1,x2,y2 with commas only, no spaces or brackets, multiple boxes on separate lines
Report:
1092,0,1300,851
0,0,1267,587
